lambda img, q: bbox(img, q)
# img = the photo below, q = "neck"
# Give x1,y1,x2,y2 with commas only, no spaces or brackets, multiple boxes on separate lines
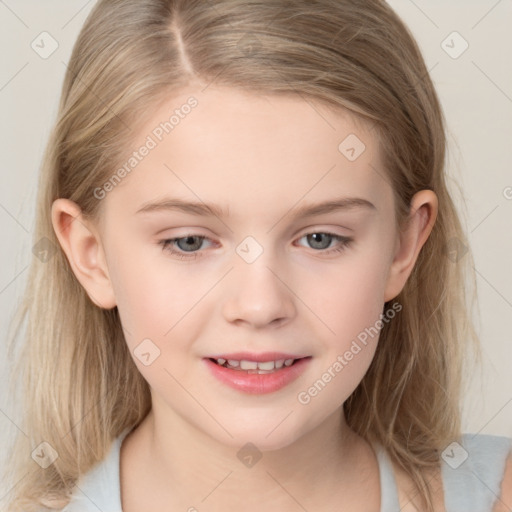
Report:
121,402,380,511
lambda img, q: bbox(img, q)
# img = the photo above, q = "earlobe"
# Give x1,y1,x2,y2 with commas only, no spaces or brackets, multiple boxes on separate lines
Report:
383,190,438,302
51,198,117,309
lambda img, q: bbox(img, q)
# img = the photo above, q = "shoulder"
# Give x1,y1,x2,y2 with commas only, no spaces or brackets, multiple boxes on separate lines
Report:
442,433,512,512
60,433,126,512
391,433,512,512
492,449,512,512
455,432,512,480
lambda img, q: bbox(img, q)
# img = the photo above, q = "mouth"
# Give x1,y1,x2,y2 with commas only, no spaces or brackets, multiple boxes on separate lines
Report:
203,354,312,394
208,356,305,374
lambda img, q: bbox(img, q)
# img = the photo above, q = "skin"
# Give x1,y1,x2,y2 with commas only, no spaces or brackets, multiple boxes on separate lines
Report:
52,83,442,511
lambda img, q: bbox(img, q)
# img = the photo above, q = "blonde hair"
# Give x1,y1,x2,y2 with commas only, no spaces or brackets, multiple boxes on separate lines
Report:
4,0,480,510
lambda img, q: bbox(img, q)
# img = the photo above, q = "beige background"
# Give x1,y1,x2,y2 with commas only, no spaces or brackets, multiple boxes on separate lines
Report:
0,0,511,491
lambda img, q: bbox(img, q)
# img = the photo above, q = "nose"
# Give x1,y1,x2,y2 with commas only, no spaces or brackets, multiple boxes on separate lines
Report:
222,255,296,329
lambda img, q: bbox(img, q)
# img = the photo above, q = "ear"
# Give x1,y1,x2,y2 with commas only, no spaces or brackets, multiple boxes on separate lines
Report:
384,190,438,302
51,198,117,309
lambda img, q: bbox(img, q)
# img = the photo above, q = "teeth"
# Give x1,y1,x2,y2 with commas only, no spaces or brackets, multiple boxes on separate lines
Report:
239,360,258,370
256,360,275,370
215,358,298,370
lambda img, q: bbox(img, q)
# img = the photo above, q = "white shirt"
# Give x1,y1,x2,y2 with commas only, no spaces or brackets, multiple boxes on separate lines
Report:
61,430,512,512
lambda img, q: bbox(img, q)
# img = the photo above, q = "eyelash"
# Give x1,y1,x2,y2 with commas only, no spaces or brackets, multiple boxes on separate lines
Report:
159,232,353,260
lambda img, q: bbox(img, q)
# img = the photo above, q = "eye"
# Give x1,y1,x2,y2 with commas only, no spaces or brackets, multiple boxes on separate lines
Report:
159,235,212,259
296,232,353,254
159,231,353,260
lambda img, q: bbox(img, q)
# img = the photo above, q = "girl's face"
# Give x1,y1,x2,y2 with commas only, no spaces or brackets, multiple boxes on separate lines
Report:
86,85,413,449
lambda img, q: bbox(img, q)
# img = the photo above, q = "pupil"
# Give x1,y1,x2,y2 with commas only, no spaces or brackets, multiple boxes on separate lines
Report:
178,236,202,252
309,233,331,249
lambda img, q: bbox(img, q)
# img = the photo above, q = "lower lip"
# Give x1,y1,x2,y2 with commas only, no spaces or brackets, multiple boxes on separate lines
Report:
203,357,312,394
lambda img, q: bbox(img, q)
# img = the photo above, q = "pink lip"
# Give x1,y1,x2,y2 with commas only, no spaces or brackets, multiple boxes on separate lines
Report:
207,351,308,362
203,356,312,394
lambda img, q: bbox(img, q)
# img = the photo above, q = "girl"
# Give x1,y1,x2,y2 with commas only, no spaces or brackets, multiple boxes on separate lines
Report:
4,0,511,511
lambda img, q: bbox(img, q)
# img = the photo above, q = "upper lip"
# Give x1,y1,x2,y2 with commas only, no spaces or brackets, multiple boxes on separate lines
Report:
206,352,310,362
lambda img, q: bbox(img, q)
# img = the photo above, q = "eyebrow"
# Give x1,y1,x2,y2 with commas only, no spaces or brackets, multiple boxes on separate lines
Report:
135,196,376,218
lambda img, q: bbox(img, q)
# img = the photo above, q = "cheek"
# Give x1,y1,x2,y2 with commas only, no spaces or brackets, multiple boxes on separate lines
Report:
108,254,198,385
309,248,391,340
106,235,197,332
298,264,387,416
106,241,213,387
301,244,393,402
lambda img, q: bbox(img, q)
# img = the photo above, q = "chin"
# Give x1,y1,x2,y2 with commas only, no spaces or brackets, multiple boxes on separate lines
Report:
204,412,309,452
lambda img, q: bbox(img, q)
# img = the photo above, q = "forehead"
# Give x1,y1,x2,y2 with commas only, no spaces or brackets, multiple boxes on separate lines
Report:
101,85,392,221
